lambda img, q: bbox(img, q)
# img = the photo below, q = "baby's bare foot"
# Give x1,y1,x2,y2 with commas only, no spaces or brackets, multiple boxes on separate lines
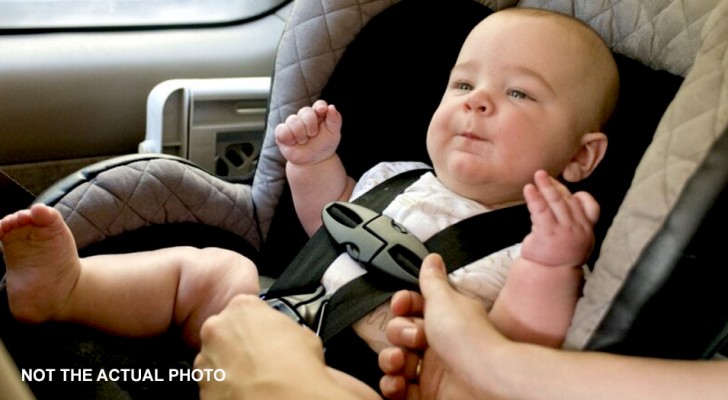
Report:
0,204,81,323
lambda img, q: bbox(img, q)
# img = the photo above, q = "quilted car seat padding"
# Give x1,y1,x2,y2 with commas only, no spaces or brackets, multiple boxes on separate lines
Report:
587,123,728,359
260,0,684,276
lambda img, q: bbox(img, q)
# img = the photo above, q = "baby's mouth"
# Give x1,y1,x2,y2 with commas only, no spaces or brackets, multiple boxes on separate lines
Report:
458,132,486,141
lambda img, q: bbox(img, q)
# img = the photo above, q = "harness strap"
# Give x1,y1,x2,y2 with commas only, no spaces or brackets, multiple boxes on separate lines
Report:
266,168,429,297
264,167,531,344
320,202,530,343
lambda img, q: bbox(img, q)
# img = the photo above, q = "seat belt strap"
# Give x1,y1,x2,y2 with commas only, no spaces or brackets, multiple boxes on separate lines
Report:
426,204,530,269
320,203,530,343
263,166,531,344
265,168,430,298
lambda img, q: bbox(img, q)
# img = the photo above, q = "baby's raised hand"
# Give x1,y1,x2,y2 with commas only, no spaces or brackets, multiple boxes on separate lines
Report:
521,170,600,268
274,99,343,166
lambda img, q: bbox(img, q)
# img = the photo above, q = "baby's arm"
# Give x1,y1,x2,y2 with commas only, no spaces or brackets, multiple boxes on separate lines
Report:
275,100,355,236
489,170,599,347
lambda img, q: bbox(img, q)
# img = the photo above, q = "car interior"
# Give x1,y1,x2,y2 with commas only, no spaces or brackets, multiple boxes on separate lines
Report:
1,0,727,398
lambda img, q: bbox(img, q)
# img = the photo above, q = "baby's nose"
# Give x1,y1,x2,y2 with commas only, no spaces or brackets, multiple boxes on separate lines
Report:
465,92,492,114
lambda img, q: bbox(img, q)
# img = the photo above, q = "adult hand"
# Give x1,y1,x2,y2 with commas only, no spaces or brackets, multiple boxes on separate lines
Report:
193,295,321,398
194,294,377,400
379,254,507,400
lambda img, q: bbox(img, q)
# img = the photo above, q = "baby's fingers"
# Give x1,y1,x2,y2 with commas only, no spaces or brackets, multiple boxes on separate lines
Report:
532,170,577,225
573,191,600,225
312,99,329,115
273,121,296,146
542,177,597,228
524,172,558,228
279,113,309,144
323,104,343,135
296,107,322,142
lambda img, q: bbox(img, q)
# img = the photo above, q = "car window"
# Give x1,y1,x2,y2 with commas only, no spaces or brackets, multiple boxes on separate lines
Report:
0,0,291,31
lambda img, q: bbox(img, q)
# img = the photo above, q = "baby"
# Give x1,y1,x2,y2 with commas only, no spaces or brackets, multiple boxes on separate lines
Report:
1,7,618,388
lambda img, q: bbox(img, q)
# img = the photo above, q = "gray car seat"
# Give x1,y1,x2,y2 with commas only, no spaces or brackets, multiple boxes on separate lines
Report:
1,0,727,398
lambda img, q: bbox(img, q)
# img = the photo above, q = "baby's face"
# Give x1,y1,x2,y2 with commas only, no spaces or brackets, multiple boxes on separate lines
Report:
426,11,603,206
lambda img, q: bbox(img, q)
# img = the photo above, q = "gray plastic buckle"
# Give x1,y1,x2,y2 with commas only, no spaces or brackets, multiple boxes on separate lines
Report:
322,201,429,286
264,285,329,335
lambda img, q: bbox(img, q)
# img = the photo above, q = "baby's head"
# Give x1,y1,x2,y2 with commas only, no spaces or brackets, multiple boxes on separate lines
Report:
427,8,619,207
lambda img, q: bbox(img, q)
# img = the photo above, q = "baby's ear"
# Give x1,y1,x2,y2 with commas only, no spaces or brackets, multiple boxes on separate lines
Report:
562,132,608,183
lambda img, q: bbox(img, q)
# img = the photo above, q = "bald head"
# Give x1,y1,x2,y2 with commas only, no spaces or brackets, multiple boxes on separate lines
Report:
477,8,620,133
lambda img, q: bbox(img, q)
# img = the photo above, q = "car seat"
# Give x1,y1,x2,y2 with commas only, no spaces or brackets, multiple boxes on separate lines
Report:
1,0,727,398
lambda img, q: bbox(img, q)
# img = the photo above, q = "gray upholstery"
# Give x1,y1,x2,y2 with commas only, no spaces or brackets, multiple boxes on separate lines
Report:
565,0,728,349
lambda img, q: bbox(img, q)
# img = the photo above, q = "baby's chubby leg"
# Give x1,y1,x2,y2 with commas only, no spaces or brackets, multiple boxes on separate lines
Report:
71,246,260,348
171,246,261,347
1,204,260,348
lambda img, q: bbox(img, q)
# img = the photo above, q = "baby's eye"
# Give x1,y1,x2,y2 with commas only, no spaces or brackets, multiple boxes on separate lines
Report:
453,81,473,91
506,89,532,100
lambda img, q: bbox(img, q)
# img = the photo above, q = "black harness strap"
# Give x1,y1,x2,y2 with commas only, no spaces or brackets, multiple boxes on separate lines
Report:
320,202,530,343
266,168,429,298
265,167,531,344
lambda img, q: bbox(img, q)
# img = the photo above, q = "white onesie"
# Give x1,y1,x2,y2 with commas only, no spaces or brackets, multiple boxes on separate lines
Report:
320,161,522,352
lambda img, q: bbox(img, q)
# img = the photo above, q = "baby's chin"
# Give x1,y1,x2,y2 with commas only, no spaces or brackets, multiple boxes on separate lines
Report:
436,153,492,181
435,163,525,206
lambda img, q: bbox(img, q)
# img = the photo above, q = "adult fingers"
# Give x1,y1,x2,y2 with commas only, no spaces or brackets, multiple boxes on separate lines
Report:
380,375,422,400
378,347,421,380
390,290,425,318
418,253,452,304
386,317,427,350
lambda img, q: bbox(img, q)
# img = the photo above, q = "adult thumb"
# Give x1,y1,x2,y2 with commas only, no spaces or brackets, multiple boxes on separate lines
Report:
419,253,452,303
